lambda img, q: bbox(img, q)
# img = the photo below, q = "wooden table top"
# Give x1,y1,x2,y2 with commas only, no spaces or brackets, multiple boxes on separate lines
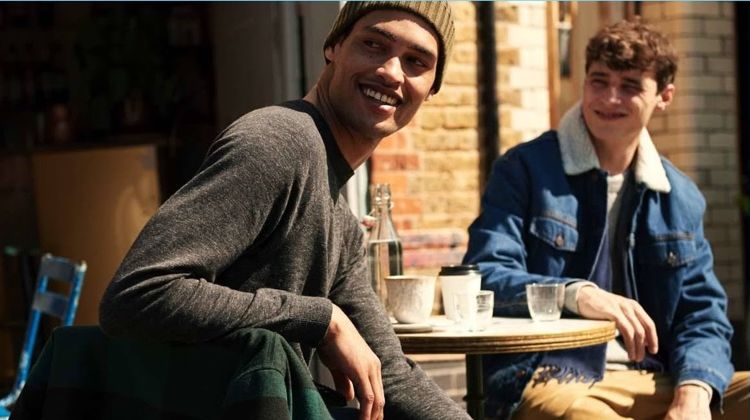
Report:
396,316,616,355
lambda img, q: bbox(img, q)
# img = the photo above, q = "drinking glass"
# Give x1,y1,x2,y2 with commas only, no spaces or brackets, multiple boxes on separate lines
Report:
526,283,564,321
454,290,494,331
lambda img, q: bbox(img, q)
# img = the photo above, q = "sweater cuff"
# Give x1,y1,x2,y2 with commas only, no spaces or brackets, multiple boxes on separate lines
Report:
285,294,333,347
564,280,598,314
678,380,714,401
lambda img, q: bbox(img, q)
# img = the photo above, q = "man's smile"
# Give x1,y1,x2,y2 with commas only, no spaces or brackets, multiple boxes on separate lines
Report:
593,109,628,120
362,86,400,106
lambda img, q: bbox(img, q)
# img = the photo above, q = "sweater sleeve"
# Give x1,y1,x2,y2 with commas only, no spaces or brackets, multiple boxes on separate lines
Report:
328,217,470,420
99,128,332,346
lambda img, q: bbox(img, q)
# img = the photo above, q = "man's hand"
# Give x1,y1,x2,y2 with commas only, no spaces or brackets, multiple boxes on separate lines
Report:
317,304,385,420
664,385,711,420
576,287,658,361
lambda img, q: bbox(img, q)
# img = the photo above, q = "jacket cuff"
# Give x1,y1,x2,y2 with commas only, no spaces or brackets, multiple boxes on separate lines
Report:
563,280,598,314
676,367,729,408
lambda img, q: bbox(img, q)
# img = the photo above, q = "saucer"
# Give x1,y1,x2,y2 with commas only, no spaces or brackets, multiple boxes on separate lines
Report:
392,322,433,333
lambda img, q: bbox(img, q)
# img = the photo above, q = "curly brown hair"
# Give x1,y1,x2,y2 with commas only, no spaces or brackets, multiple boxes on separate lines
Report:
585,19,678,92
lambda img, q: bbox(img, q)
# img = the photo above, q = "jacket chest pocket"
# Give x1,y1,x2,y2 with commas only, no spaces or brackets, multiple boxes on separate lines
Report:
635,233,697,325
527,216,579,275
637,233,697,268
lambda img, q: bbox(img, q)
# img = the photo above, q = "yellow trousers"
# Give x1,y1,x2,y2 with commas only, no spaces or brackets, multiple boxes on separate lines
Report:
512,369,749,420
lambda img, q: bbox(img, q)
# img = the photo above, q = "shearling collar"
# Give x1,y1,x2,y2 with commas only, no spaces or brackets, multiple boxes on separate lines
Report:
557,102,671,193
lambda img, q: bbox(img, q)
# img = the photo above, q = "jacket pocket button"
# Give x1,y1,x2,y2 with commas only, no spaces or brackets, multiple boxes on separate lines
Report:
666,251,678,266
516,370,527,379
554,234,565,248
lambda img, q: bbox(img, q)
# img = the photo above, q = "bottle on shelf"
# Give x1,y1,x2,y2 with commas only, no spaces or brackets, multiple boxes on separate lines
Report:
366,183,403,309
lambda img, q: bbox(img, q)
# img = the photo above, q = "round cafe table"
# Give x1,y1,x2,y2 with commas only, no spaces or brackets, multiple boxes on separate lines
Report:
396,316,616,420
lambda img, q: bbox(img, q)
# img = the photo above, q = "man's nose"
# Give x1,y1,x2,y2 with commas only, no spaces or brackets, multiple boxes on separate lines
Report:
376,56,404,86
605,86,622,104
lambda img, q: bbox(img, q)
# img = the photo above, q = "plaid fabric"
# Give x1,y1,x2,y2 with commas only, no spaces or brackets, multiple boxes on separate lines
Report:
9,326,330,420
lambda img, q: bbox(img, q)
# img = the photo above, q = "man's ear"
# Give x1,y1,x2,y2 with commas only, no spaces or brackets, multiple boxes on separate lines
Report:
425,92,434,102
324,45,336,62
656,83,675,111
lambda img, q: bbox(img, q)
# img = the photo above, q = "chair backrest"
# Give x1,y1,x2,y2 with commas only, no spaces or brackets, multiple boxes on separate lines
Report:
0,253,86,410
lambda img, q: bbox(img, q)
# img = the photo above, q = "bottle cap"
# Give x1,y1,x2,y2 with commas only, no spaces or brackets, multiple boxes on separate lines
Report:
438,264,480,276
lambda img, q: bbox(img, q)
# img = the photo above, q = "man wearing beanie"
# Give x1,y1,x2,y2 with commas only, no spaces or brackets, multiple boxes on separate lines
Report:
100,2,469,419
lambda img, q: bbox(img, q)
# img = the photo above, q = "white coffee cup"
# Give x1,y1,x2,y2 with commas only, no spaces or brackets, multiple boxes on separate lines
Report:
438,265,481,321
385,275,436,324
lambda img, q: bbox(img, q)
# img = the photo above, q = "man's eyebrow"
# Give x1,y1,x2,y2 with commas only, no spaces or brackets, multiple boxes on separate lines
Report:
622,76,644,86
588,71,610,78
364,26,437,59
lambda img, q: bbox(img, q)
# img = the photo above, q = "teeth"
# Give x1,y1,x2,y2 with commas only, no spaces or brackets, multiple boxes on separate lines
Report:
364,88,397,106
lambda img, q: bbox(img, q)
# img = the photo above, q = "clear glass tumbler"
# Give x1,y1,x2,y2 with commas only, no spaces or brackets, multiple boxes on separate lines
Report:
526,283,564,321
454,290,494,331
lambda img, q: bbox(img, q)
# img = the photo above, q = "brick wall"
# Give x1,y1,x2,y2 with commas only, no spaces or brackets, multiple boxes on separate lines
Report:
495,2,551,152
641,2,745,321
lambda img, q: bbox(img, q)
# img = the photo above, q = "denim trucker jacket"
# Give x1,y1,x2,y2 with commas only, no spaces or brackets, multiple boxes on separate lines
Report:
463,104,735,419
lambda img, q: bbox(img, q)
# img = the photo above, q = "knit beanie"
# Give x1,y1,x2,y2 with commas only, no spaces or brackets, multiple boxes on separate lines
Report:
324,1,455,93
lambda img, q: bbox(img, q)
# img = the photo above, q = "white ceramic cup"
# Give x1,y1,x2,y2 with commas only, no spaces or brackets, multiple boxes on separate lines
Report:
438,265,482,321
526,283,565,321
385,275,436,324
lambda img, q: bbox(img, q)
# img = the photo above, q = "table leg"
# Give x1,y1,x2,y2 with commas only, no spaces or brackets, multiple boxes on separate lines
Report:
465,354,485,420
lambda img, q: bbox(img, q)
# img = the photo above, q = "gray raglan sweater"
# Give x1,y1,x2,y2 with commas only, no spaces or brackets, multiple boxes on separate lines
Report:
99,100,468,419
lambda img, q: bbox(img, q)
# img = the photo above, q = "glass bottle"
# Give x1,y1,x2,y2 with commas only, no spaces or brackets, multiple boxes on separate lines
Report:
366,184,403,307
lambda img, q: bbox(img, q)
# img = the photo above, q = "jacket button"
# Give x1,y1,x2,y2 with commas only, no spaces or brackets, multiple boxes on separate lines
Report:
554,234,565,248
666,251,678,266
516,370,527,379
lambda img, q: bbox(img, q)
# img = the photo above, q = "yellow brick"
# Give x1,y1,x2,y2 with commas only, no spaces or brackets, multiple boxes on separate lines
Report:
450,1,476,21
422,194,480,217
415,109,445,130
704,19,733,36
673,75,723,93
423,151,478,172
521,89,551,111
517,3,547,28
674,57,706,76
721,2,735,18
443,64,477,85
414,171,479,193
429,87,477,107
672,37,722,55
498,47,520,66
499,89,522,107
723,76,736,93
454,21,476,43
707,57,734,75
495,3,518,23
664,2,720,18
656,18,704,36
519,48,548,70
451,43,477,64
640,2,664,20
444,108,478,129
420,214,478,231
500,130,525,151
667,112,725,131
723,38,735,55
412,129,479,151
505,25,547,48
508,67,547,89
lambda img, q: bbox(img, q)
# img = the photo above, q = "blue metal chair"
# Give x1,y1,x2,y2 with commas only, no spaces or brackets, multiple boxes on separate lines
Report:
0,254,86,418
